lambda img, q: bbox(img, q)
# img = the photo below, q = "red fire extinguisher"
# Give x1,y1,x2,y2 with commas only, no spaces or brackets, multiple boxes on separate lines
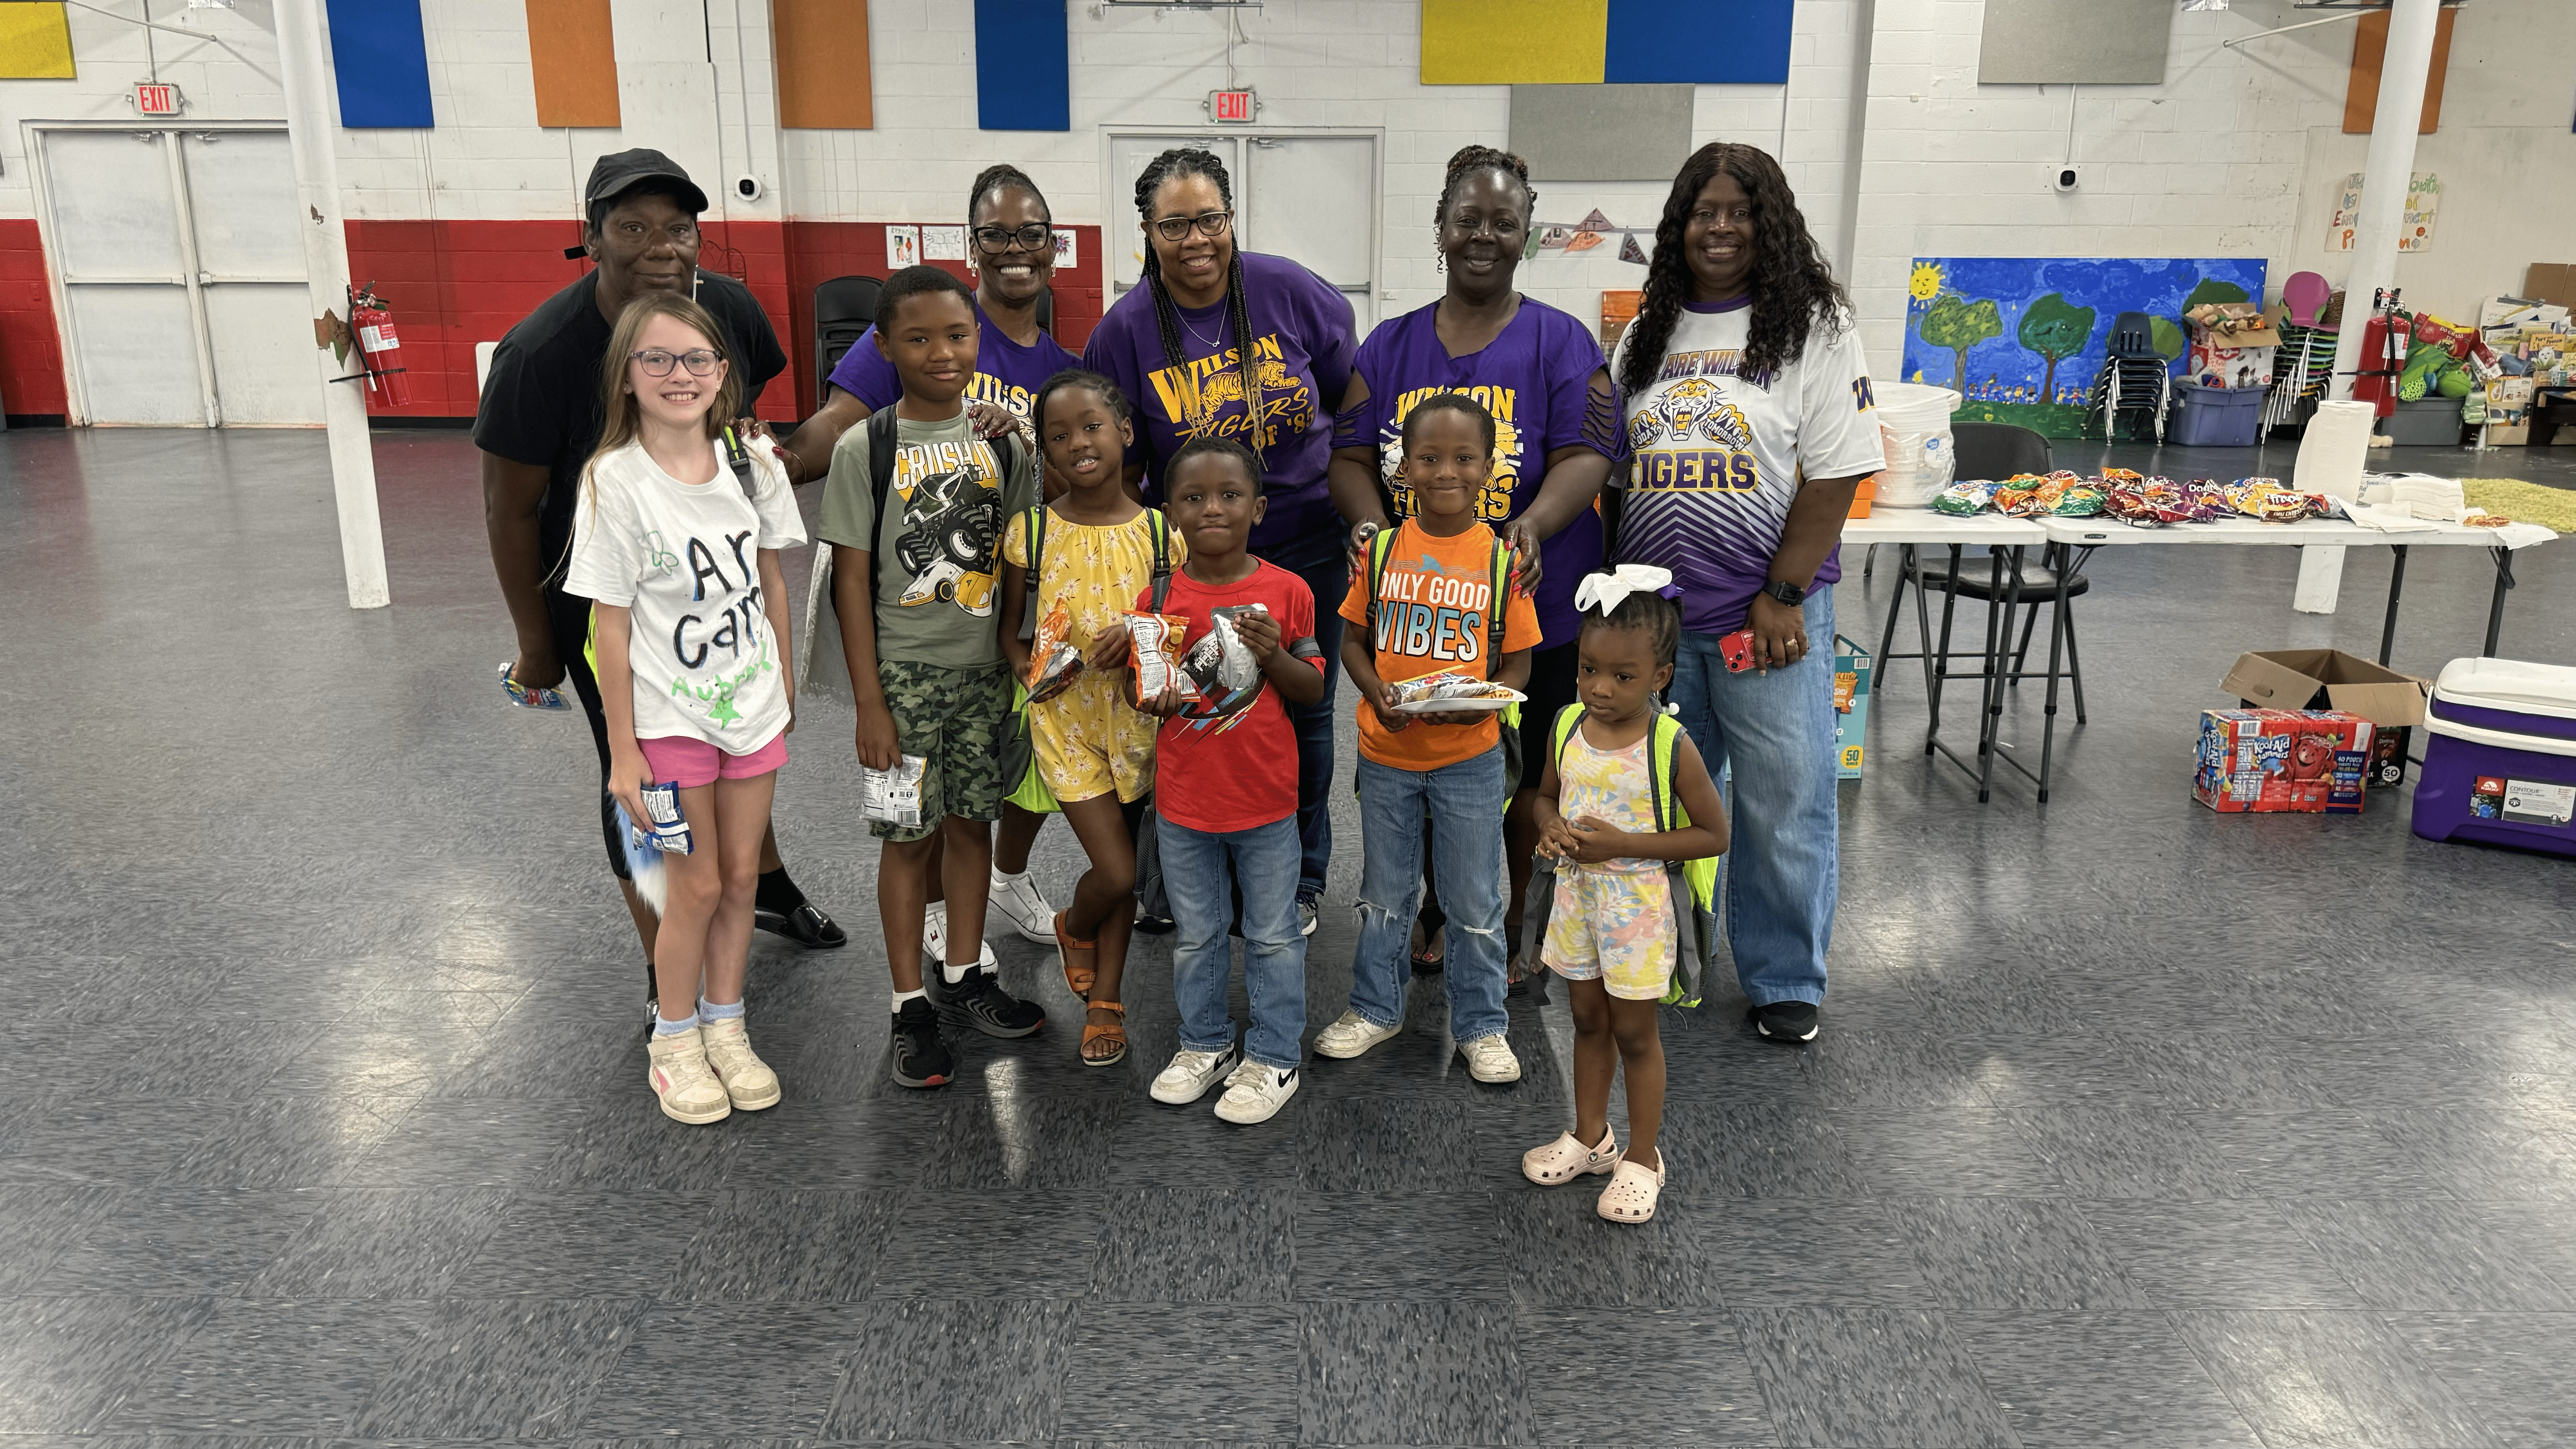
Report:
349,283,412,408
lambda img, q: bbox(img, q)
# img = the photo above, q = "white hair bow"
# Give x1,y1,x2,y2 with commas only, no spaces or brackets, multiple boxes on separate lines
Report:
1573,564,1675,616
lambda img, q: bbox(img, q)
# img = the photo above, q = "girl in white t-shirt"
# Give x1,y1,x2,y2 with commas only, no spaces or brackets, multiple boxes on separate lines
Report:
566,292,807,1125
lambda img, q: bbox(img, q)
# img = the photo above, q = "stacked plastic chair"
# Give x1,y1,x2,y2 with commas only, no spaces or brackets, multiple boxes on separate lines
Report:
2086,310,2171,442
2262,271,2338,438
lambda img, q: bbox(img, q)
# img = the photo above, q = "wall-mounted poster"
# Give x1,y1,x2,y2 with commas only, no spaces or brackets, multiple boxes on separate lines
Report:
1900,256,2270,438
885,225,920,270
2327,171,2440,253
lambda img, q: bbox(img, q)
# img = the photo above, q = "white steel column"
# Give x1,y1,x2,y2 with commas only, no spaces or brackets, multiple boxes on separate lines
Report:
275,0,390,610
2297,0,2440,615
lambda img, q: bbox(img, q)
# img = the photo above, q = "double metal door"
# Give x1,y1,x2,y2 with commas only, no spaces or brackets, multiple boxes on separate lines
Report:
34,124,318,426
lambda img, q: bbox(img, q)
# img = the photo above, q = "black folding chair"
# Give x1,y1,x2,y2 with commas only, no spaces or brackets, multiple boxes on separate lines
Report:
1873,423,2092,777
812,275,883,413
2086,309,2171,443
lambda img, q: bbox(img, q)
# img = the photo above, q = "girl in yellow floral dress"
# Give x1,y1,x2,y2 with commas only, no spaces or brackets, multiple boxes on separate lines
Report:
1520,569,1725,1224
999,370,1186,1066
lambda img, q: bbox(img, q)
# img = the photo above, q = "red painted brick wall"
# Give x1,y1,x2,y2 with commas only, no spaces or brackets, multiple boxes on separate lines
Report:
1,217,1104,425
0,219,68,418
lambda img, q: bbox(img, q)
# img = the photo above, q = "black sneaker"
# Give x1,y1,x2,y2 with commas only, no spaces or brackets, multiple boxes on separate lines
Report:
1297,897,1320,938
890,998,954,1088
1753,1001,1820,1043
755,900,846,949
925,966,1045,1039
1133,912,1176,936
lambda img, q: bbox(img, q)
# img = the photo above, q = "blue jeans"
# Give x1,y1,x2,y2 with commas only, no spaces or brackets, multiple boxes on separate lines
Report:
1350,746,1508,1041
1666,590,1840,1007
1254,528,1348,902
1160,814,1307,1071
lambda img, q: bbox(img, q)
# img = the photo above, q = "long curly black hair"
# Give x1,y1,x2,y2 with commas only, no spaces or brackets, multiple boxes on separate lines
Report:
1134,147,1262,481
1616,143,1846,396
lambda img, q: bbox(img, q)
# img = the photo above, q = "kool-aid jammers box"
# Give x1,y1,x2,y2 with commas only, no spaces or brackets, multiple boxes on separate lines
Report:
2194,709,2376,814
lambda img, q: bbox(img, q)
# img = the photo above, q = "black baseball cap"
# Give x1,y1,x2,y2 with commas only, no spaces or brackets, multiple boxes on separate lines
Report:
566,149,709,256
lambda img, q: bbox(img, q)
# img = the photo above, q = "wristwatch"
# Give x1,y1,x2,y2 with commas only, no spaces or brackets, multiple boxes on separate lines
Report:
1760,580,1807,607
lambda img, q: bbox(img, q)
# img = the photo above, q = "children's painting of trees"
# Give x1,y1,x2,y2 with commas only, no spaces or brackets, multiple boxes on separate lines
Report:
1901,258,2269,438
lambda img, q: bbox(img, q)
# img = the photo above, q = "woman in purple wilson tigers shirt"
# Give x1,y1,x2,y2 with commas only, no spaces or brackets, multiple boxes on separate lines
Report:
1325,145,1626,986
1081,148,1358,930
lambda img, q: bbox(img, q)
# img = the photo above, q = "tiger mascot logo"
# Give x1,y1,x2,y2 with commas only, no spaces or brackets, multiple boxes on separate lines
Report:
1632,378,1755,451
1190,367,1247,424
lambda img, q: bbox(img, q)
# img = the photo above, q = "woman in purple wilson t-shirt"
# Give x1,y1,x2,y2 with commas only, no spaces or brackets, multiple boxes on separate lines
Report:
1325,145,1625,984
775,165,1076,957
1081,148,1358,921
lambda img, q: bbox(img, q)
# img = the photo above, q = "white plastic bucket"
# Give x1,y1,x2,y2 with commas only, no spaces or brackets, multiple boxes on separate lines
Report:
1874,383,1960,507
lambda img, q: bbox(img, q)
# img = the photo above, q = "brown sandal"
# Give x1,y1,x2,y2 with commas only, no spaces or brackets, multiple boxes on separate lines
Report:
1054,910,1096,998
1080,1000,1127,1067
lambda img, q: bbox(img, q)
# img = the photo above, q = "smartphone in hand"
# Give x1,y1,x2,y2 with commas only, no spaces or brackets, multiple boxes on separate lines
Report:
1718,629,1757,674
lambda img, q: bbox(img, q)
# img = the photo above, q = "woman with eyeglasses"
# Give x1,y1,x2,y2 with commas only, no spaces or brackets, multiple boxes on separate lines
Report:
1325,145,1625,990
779,165,1081,957
1080,147,1358,936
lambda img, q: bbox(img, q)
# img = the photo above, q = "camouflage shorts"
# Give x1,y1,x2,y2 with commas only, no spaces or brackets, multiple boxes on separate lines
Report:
872,659,1011,842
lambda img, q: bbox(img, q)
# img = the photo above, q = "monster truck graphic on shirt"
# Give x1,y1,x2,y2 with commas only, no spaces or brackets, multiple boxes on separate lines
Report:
888,444,1005,616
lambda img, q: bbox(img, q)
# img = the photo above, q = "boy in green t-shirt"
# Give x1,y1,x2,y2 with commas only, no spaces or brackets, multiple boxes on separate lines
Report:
819,266,1044,1088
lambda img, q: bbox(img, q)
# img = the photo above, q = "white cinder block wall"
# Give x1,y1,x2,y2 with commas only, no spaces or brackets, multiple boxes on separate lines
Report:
2,0,2571,362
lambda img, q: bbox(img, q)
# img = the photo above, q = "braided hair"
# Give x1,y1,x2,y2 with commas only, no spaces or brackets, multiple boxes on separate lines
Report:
1617,143,1847,397
968,163,1051,226
1033,367,1131,430
1431,143,1537,233
1578,584,1681,669
1134,147,1264,482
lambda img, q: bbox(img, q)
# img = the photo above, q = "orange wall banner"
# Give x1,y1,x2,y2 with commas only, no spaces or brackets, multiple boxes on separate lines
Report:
526,0,621,128
2344,7,2456,135
776,0,872,129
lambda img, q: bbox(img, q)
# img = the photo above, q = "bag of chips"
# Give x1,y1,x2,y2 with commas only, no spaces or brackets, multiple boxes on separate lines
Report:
1026,599,1085,704
1125,612,1198,703
1933,480,2001,515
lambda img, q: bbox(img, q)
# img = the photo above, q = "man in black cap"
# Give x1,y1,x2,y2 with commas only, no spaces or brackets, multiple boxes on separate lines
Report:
478,148,844,1017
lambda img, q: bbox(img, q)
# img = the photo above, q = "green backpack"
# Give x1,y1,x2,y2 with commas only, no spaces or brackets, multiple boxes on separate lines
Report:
1519,703,1721,1008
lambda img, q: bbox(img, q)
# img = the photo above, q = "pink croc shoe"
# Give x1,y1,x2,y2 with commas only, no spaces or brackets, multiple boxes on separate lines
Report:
1596,1156,1667,1224
1522,1126,1619,1186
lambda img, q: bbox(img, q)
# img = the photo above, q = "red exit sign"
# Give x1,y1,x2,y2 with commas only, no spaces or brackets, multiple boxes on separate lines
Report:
132,83,184,115
1206,87,1257,124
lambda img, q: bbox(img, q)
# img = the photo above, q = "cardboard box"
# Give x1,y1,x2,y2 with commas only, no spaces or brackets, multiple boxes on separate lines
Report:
2195,709,2375,814
2188,340,2279,390
2525,263,2576,311
2523,332,2574,388
2222,648,2431,789
1833,633,1872,780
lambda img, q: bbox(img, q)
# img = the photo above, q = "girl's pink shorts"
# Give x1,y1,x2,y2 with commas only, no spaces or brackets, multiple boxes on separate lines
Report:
639,731,787,788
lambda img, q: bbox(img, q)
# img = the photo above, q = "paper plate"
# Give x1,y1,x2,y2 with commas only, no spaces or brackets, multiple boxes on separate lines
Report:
1392,688,1526,714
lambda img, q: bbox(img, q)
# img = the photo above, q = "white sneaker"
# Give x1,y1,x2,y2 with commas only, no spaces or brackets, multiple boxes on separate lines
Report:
1459,1033,1523,1083
698,1015,781,1111
923,902,997,972
1149,1042,1241,1105
646,1026,732,1124
1214,1059,1299,1124
1313,1009,1402,1060
991,869,1056,945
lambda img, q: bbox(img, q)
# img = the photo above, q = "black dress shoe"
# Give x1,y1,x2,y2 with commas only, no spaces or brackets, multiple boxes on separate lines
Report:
755,900,846,948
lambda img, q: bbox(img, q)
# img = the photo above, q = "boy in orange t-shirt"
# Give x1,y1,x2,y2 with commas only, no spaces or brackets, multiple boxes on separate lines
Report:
1315,393,1541,1083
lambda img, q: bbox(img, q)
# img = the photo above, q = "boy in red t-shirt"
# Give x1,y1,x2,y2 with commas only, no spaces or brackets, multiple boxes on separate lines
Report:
1318,393,1541,1083
1136,437,1328,1125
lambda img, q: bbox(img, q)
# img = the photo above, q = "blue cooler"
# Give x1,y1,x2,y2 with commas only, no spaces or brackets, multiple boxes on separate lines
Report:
2411,658,2576,858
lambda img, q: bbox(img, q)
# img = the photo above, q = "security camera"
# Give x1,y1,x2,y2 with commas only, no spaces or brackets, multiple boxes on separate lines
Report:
734,175,766,202
2052,165,2082,193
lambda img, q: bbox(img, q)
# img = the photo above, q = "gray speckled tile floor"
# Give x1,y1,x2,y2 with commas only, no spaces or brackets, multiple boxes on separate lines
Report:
2,426,2573,1445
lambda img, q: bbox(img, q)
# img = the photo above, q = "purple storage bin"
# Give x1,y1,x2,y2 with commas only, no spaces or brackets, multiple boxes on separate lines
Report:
2411,658,2576,859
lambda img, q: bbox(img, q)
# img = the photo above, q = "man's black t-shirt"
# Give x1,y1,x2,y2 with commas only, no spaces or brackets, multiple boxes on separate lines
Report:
474,268,788,583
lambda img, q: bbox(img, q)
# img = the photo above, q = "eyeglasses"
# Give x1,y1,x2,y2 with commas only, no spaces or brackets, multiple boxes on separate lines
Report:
1150,210,1233,243
973,223,1052,253
630,347,722,377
